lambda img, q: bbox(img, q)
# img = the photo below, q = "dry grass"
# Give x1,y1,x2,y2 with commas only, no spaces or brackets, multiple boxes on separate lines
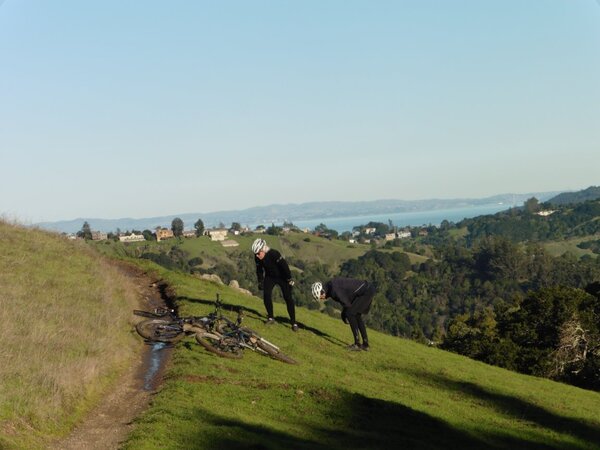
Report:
0,220,141,448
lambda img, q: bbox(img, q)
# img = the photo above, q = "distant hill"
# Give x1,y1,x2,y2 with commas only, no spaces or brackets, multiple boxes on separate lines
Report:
35,191,561,234
547,185,600,205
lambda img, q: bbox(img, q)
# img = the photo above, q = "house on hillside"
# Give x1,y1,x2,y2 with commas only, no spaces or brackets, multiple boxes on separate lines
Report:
205,229,228,241
91,231,107,241
155,228,174,241
119,233,145,243
182,230,196,238
537,210,556,217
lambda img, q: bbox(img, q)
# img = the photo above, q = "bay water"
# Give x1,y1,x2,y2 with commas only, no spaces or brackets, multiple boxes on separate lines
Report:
290,203,510,233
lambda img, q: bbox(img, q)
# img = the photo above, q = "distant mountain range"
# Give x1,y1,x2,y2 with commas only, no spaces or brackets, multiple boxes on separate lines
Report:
34,190,567,234
547,186,600,205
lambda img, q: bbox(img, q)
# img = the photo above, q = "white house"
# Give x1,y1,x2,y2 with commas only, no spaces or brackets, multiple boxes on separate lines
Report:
537,210,556,217
119,233,145,242
207,229,228,241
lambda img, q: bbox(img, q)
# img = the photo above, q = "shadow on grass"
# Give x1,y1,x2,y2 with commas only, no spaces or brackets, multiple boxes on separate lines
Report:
404,369,600,449
174,390,564,450
178,295,265,319
287,319,347,347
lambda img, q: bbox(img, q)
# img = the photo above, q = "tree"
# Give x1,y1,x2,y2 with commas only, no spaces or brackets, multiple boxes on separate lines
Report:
314,223,329,233
171,217,184,237
194,219,205,237
524,197,541,214
77,221,92,240
266,223,283,235
473,236,524,282
142,229,156,241
231,222,241,232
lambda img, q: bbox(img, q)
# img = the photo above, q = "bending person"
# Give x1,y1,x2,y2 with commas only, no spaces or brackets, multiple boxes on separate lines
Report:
312,278,376,351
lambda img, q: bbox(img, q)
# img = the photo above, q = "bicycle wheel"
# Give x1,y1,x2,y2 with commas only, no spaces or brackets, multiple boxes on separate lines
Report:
133,310,159,318
135,319,184,343
195,332,243,359
256,340,297,364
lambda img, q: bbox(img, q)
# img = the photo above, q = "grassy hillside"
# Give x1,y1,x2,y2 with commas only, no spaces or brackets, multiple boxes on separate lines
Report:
0,220,141,450
124,261,600,450
542,236,599,258
93,231,429,273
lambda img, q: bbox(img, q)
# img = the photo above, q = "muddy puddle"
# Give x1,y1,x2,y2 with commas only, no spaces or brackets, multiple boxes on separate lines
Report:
141,342,171,391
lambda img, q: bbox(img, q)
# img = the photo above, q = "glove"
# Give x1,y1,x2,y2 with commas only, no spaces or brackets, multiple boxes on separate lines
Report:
341,309,348,324
258,281,263,291
288,279,295,287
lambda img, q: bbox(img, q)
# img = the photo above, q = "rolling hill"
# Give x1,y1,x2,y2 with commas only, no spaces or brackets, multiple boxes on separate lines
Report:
548,186,600,206
0,220,142,450
2,220,600,449
123,260,600,449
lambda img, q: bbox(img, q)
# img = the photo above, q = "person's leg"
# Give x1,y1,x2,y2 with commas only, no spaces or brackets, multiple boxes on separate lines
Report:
356,314,369,348
347,285,375,349
345,313,361,346
262,277,275,320
280,281,296,325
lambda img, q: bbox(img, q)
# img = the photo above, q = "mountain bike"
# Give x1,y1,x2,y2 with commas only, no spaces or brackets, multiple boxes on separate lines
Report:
133,307,210,344
195,297,297,364
134,296,296,364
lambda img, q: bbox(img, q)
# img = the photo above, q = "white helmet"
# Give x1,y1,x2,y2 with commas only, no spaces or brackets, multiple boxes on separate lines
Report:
311,282,323,300
251,238,266,254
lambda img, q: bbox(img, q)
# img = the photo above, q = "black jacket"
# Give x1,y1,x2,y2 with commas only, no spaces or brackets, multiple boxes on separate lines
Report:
255,249,292,283
324,277,369,308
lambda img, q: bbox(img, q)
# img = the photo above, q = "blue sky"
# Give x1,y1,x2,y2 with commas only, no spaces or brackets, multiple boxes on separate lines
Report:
1,1,599,223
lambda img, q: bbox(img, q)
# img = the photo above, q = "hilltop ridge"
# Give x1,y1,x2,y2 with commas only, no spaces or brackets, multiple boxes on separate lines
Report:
35,190,560,233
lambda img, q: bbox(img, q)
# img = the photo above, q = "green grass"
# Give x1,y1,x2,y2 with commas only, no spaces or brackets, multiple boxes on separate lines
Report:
543,236,599,259
0,220,141,449
167,232,373,271
94,231,429,271
124,261,600,450
3,221,600,449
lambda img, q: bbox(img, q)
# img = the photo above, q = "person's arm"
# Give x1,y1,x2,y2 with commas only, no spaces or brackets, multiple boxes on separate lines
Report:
341,308,349,323
327,282,350,323
275,251,293,285
255,256,264,289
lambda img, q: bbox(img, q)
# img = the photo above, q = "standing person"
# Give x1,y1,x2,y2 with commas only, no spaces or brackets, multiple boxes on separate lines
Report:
252,238,299,331
311,278,376,351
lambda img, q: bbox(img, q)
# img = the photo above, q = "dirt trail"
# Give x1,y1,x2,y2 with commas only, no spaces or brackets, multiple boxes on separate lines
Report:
50,264,173,450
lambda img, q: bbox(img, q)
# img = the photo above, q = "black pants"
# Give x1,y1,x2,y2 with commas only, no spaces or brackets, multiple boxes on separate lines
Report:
346,284,376,344
263,277,296,323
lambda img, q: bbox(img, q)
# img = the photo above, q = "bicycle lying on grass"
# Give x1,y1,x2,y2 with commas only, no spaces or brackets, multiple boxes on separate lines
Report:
133,296,297,364
133,307,208,344
195,299,297,364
